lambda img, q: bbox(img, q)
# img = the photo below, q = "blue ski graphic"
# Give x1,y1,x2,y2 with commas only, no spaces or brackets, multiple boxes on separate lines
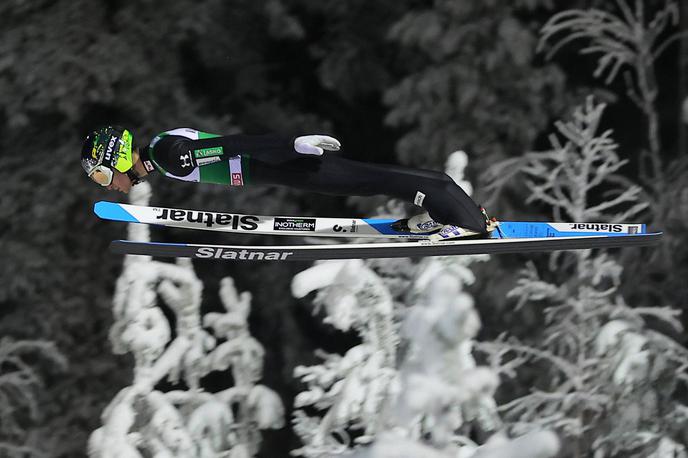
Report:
94,201,653,240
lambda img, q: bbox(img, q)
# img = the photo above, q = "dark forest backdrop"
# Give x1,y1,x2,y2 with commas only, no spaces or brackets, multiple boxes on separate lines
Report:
1,0,687,456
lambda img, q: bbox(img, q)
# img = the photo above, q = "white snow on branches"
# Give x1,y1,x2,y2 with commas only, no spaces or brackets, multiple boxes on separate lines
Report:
291,152,560,458
88,182,284,458
479,97,688,456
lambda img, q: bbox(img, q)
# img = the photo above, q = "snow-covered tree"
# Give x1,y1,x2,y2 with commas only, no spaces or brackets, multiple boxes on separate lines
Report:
290,258,398,455
290,152,561,458
88,182,284,458
538,0,684,197
534,0,688,313
481,97,688,457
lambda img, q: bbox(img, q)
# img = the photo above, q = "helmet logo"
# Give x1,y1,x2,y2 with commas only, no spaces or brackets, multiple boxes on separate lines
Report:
104,135,118,163
91,144,103,160
107,136,117,154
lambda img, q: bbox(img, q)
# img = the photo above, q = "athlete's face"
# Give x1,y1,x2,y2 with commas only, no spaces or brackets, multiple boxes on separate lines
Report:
106,170,133,194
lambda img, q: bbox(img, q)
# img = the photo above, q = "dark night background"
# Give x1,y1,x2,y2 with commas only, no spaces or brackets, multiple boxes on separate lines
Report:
0,0,686,456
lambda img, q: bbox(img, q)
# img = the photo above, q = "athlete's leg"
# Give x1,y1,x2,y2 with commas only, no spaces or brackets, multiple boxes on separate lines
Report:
249,154,487,233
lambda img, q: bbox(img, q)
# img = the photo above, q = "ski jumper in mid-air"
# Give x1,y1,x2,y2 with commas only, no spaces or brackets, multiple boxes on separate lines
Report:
80,126,497,241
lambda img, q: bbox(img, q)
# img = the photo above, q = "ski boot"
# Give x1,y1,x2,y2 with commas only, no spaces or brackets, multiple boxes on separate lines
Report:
428,207,500,242
391,211,443,234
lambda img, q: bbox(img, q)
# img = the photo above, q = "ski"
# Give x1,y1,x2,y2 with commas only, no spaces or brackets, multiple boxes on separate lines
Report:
95,201,652,240
109,232,661,261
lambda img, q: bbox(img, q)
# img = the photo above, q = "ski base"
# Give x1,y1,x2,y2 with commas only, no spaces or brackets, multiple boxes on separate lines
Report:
109,232,662,262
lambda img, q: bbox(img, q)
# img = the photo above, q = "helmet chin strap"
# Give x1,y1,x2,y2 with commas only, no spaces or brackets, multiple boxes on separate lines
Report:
126,169,144,186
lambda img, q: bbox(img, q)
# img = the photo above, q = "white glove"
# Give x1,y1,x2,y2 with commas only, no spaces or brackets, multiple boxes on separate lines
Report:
294,135,341,156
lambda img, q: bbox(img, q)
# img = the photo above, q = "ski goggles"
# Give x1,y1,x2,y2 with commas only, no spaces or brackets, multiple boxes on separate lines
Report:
81,151,115,186
82,160,143,187
87,164,115,186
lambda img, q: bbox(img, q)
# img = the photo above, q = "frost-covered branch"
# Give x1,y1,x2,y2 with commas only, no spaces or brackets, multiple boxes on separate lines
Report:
520,97,647,222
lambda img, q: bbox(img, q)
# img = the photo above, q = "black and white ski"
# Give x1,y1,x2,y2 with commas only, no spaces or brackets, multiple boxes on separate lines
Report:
95,201,654,240
96,201,662,261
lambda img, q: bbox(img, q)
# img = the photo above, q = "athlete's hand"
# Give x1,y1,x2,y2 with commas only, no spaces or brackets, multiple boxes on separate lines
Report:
294,135,341,156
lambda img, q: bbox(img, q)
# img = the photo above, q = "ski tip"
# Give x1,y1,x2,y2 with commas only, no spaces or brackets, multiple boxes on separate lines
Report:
94,201,138,223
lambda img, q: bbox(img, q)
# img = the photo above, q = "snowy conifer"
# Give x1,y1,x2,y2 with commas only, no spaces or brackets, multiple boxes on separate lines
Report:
291,152,561,458
89,182,284,458
481,98,688,457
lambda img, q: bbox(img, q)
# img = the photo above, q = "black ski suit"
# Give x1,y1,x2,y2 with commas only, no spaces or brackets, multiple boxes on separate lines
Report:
138,128,487,233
